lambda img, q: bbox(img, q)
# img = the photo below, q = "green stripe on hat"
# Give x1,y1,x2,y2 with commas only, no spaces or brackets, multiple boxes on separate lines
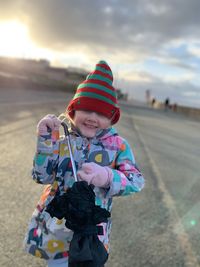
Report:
95,66,113,77
77,83,116,97
73,92,117,106
86,74,112,85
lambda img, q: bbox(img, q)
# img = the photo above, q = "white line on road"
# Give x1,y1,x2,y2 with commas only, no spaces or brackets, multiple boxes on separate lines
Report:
132,117,200,267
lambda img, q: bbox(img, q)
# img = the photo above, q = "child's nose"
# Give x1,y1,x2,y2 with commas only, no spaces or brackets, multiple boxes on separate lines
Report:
88,112,98,120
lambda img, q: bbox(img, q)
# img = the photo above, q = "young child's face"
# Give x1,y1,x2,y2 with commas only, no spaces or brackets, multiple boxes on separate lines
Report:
73,110,112,138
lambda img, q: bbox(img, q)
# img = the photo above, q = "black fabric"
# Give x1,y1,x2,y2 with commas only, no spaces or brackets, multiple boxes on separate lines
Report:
69,233,108,267
46,181,110,267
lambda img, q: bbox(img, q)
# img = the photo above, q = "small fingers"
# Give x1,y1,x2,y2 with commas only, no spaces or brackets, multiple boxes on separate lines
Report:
77,170,93,184
43,118,54,130
81,162,96,173
42,115,61,130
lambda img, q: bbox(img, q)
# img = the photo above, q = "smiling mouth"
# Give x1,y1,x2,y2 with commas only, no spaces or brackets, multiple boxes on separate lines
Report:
83,123,97,129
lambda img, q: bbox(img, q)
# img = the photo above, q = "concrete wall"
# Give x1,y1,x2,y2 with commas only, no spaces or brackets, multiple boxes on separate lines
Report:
175,105,200,120
152,101,200,121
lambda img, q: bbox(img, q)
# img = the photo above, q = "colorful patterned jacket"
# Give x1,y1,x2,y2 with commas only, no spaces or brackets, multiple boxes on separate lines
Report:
24,126,145,261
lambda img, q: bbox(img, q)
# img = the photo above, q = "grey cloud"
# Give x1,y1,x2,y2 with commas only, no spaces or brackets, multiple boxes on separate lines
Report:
157,47,200,71
1,0,200,107
2,0,200,53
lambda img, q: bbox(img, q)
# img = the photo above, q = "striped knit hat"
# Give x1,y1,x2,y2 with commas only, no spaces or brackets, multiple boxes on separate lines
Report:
66,60,120,124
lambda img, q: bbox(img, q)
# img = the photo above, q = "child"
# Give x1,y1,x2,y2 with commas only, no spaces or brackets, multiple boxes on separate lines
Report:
24,60,145,267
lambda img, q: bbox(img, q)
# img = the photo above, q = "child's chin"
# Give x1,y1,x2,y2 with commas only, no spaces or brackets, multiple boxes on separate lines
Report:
81,130,97,138
84,133,96,138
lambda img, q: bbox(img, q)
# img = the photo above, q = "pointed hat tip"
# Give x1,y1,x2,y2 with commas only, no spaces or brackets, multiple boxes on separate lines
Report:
98,60,108,65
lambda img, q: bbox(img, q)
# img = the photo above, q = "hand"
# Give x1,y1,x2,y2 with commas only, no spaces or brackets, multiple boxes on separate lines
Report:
77,162,113,188
37,114,61,135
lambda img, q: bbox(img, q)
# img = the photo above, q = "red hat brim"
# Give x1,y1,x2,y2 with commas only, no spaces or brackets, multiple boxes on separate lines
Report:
67,97,120,125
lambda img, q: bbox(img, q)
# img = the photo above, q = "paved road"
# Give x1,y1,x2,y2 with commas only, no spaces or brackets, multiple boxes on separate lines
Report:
0,87,200,267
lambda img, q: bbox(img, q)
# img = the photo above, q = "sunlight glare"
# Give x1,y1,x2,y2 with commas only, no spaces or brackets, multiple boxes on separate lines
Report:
0,20,54,61
0,21,32,57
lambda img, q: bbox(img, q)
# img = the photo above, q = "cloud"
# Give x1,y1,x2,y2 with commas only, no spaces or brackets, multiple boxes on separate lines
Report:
0,0,200,107
1,0,199,55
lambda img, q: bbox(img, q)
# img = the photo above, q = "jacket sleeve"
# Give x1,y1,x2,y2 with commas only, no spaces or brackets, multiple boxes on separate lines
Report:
32,131,59,184
107,138,145,197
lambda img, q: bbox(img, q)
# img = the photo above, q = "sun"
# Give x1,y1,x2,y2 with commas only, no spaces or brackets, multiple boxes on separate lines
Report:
0,20,54,60
0,20,33,58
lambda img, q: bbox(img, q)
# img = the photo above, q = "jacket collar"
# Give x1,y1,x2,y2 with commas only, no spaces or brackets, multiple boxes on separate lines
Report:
69,123,118,141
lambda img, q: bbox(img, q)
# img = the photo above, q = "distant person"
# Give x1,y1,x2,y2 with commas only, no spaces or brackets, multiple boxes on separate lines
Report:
151,98,156,107
164,98,170,111
23,60,145,267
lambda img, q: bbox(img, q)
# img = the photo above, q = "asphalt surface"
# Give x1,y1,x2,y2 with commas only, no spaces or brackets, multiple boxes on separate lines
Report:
0,87,200,267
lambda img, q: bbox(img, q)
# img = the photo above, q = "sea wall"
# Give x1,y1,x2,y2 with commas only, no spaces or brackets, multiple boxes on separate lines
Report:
153,101,200,120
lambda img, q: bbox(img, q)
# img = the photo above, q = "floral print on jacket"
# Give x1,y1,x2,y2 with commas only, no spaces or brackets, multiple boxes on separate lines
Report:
24,126,145,261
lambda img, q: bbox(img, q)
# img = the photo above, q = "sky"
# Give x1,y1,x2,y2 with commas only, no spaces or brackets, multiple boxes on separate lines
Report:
0,0,200,107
